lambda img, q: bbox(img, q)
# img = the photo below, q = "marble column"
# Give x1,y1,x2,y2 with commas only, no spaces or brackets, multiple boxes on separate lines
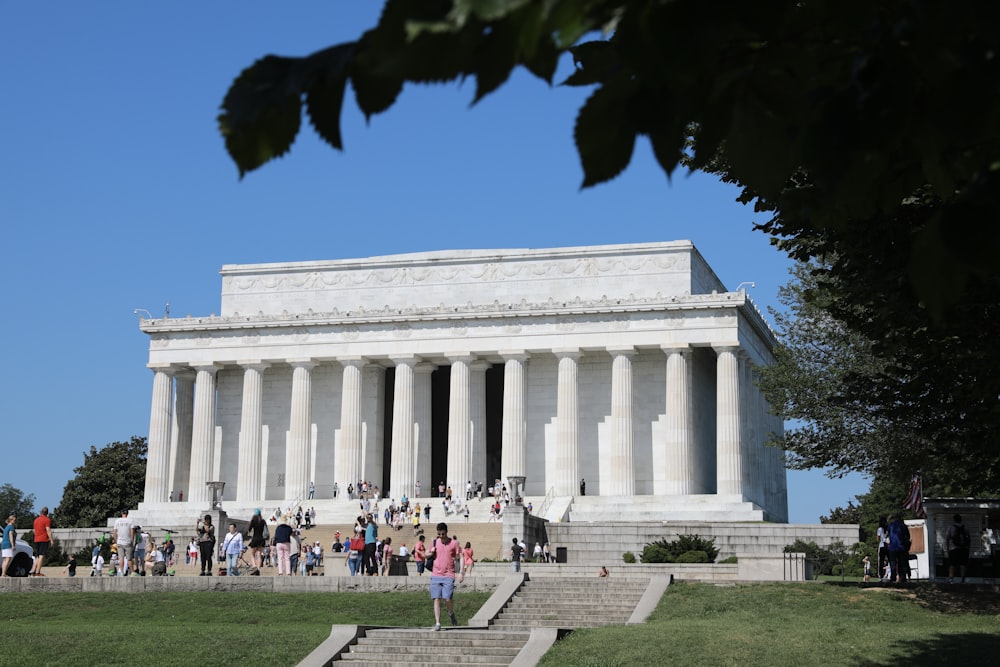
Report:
413,363,435,498
470,360,489,490
188,363,221,504
336,358,365,499
715,346,743,497
236,361,269,503
663,346,696,494
390,356,417,498
286,359,316,501
170,371,195,502
500,351,529,485
607,348,635,496
554,349,580,496
447,354,473,493
144,365,174,503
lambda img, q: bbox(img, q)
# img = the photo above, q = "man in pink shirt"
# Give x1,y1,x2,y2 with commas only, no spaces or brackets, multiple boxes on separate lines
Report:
427,521,462,630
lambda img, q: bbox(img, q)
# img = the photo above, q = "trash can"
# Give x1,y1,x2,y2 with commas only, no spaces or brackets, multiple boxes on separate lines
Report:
556,547,568,564
389,555,409,576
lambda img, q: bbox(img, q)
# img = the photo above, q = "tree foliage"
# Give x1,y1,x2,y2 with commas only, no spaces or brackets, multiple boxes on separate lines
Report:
758,260,1000,489
56,437,147,528
221,0,1000,314
0,483,36,529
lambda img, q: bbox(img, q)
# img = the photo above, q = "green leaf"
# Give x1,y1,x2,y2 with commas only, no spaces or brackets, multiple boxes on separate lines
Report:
302,44,355,150
562,40,618,86
574,80,638,188
218,55,305,177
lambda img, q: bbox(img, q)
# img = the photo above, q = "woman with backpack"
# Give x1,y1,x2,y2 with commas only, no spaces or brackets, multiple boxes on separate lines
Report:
946,514,971,584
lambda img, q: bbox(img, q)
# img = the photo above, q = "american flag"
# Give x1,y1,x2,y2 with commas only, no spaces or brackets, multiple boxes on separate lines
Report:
901,473,925,518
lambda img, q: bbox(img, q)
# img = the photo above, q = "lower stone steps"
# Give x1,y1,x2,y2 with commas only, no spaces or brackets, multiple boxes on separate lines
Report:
337,628,530,666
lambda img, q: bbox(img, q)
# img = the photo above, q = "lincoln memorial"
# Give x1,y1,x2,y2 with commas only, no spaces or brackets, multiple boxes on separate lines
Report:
136,241,788,523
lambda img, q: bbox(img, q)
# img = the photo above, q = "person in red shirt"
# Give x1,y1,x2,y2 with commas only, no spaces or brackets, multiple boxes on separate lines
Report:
31,507,52,576
427,522,462,630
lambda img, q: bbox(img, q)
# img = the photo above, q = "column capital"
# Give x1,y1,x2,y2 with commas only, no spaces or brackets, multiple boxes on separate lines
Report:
388,354,421,366
337,356,368,369
607,346,635,358
499,350,530,362
712,343,741,355
238,360,271,372
661,343,691,354
553,348,581,360
287,358,318,370
190,362,223,374
414,362,437,374
147,363,176,375
445,353,475,364
470,359,492,372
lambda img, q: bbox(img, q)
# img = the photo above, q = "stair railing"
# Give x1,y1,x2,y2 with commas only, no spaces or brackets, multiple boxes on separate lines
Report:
537,486,556,519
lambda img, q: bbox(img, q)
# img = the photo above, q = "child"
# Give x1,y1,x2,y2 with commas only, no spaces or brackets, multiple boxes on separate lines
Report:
862,556,871,582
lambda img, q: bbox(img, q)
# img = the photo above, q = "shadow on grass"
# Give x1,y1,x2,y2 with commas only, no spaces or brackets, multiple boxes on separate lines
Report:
876,632,1000,666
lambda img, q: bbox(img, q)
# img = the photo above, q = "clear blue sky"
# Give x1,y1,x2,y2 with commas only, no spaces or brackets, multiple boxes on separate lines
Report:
1,3,868,523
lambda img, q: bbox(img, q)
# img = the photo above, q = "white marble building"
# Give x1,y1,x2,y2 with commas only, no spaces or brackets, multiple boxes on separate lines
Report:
137,242,788,522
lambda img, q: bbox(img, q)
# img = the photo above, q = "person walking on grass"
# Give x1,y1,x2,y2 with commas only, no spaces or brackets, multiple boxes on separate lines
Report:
428,522,462,631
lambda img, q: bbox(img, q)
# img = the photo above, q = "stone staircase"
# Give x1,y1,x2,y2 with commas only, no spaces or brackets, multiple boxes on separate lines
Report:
490,576,649,629
336,628,531,666
320,574,657,666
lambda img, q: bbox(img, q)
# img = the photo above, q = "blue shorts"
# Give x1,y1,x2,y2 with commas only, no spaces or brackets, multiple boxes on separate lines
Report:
429,576,455,600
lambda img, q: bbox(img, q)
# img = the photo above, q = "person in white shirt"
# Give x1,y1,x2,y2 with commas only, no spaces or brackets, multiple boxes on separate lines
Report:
145,541,166,575
222,523,244,576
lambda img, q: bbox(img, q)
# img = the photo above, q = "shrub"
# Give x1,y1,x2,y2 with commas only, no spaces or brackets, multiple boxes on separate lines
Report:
641,544,673,563
676,550,709,563
720,555,738,564
641,534,718,564
622,551,636,563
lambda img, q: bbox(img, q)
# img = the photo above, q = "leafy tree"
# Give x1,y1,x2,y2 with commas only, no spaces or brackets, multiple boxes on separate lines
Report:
56,437,147,528
758,260,1000,490
0,483,36,529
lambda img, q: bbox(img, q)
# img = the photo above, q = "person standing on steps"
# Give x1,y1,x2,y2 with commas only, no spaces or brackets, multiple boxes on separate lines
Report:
427,522,462,631
580,479,586,496
510,538,523,573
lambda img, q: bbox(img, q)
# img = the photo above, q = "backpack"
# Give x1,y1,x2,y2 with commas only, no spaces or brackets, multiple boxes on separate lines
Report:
953,524,970,549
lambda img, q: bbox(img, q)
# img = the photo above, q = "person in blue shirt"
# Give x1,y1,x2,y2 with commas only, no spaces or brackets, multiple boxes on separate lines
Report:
364,513,379,576
887,514,911,584
1,514,17,577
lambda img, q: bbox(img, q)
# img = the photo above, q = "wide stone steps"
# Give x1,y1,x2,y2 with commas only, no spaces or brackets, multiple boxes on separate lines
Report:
327,576,654,664
337,628,529,666
488,576,647,631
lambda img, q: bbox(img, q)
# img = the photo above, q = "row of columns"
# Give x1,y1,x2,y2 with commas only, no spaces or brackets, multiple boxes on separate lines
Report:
144,345,777,505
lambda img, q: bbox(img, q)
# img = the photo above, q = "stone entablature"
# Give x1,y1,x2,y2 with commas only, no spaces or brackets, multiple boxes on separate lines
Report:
218,242,722,317
136,242,788,523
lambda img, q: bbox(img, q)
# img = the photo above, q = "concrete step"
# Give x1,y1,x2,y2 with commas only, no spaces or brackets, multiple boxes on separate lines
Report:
490,618,621,628
339,627,530,666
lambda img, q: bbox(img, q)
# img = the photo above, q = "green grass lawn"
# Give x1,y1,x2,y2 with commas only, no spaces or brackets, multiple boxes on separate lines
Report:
3,583,997,666
539,582,1000,667
0,590,491,666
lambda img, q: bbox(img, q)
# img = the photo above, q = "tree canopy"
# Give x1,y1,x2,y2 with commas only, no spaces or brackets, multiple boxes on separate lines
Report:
56,436,147,528
758,260,1000,490
0,483,36,529
220,0,1000,314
